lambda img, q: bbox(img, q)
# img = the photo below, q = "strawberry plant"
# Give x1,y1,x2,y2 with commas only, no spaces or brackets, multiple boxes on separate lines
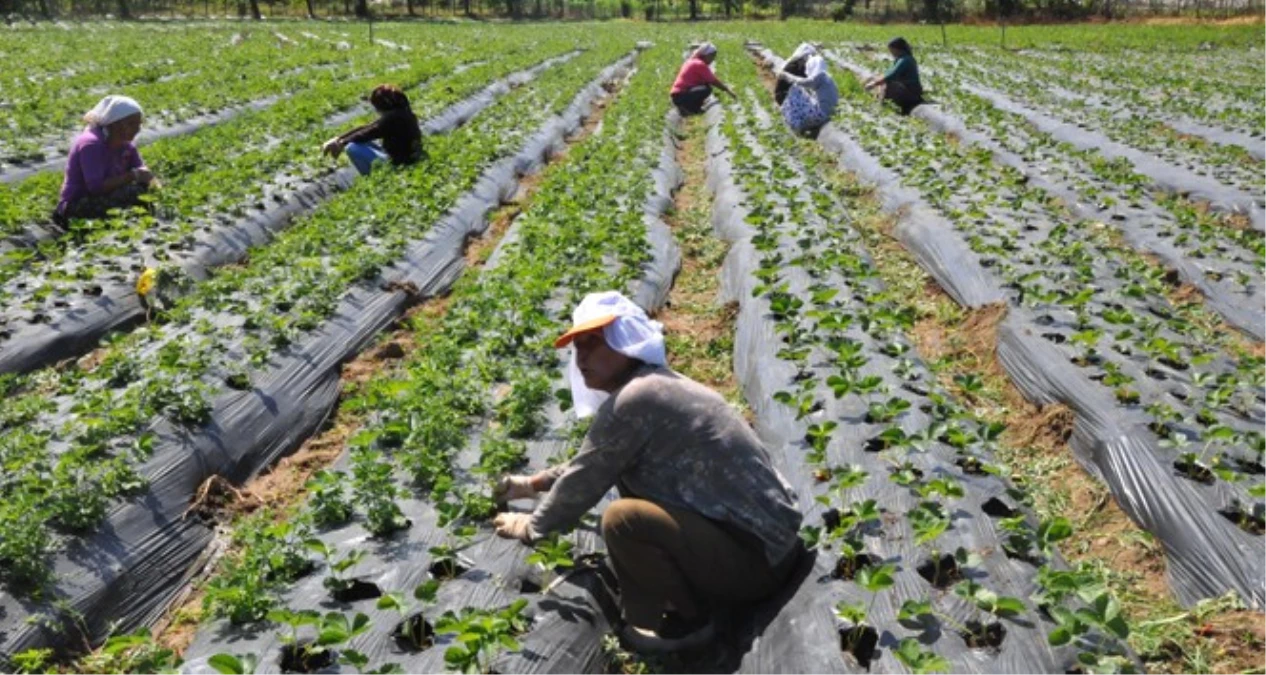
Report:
435,600,530,674
265,609,371,674
306,470,354,528
525,533,576,589
376,579,441,651
350,448,410,537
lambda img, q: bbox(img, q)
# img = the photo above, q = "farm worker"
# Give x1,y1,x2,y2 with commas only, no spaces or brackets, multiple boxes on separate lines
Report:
322,84,423,176
493,291,804,652
55,95,155,225
669,42,737,116
776,44,839,137
864,37,925,116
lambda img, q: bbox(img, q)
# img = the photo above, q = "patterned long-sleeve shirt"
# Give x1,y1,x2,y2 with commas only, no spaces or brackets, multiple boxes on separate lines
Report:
530,364,803,566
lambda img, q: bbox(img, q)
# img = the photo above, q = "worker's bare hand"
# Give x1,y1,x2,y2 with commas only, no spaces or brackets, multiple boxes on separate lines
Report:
321,138,343,157
493,512,534,543
493,475,537,504
133,168,154,185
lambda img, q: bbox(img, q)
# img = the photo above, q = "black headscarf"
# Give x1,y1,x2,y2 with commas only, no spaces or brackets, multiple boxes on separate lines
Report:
368,84,411,112
888,37,912,55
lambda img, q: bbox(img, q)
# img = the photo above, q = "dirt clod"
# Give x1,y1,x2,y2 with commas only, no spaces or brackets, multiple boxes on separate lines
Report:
839,624,879,668
962,621,1006,651
916,554,962,589
280,643,336,674
394,614,436,652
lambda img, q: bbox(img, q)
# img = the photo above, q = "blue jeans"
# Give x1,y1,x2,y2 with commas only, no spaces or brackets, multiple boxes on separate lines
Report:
345,141,389,176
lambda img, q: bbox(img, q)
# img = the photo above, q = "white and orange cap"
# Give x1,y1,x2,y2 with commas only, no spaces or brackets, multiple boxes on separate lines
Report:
556,291,666,418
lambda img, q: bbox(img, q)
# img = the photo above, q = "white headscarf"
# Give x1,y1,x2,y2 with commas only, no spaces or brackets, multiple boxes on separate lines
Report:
556,291,666,418
805,54,828,79
83,95,143,129
788,42,817,63
694,42,717,59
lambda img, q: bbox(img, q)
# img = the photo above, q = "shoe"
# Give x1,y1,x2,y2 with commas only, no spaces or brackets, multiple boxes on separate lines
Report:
621,612,716,653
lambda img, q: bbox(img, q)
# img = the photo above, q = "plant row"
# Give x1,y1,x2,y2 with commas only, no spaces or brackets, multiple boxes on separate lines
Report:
0,28,381,168
0,39,583,374
0,22,475,164
698,51,1134,672
172,43,683,675
834,47,1264,341
923,49,1263,197
0,42,630,592
991,46,1264,137
822,47,1266,492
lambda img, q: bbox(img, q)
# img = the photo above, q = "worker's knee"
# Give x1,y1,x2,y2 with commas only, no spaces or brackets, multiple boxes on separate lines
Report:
601,498,669,544
601,498,640,539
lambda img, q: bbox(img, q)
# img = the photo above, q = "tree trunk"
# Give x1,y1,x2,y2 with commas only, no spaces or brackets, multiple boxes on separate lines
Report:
248,0,261,18
353,0,366,16
116,0,131,17
688,0,697,16
461,0,470,15
37,0,53,17
305,0,315,16
405,0,413,14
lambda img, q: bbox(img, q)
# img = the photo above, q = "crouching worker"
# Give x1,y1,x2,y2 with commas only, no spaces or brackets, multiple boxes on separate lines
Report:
777,44,839,137
322,84,423,176
670,42,737,116
864,37,925,116
493,291,804,653
55,95,156,225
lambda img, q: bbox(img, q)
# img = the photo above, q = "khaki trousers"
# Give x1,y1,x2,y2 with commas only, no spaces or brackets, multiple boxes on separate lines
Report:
600,497,794,631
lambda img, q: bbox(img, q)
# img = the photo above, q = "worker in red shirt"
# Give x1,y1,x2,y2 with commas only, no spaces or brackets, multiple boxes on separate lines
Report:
669,42,736,116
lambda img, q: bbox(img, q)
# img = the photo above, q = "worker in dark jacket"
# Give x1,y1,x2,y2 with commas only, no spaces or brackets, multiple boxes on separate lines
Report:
864,37,924,115
493,291,803,653
322,84,423,175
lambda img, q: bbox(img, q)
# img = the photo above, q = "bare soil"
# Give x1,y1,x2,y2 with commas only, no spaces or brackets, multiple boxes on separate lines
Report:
657,114,743,409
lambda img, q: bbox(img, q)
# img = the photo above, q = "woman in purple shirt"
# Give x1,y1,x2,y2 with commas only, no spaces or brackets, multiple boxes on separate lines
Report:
55,95,157,225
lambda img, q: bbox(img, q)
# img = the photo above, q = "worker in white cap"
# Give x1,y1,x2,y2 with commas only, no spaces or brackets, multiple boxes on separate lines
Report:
669,41,737,116
55,95,156,225
493,291,803,653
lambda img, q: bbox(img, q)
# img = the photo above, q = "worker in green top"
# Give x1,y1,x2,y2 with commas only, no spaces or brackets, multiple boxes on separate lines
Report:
864,37,924,115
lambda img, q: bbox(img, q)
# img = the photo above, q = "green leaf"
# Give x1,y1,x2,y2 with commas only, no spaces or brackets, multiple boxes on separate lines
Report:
444,646,470,666
208,654,253,675
1038,516,1073,550
414,579,441,603
303,538,331,558
993,596,1027,616
856,563,896,593
351,612,371,637
1047,626,1072,646
898,599,933,622
340,649,370,670
377,592,405,612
